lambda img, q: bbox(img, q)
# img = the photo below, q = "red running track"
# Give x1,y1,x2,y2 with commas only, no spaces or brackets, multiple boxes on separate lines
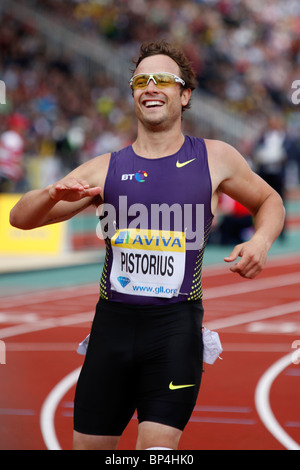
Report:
0,254,300,450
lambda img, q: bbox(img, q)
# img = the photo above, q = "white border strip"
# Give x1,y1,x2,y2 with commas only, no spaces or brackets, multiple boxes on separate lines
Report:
40,367,81,450
255,352,300,450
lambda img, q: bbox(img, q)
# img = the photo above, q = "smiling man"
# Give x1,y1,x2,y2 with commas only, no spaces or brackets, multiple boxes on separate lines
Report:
10,41,285,450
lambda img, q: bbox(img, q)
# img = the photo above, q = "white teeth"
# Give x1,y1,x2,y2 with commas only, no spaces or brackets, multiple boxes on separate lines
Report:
145,101,163,107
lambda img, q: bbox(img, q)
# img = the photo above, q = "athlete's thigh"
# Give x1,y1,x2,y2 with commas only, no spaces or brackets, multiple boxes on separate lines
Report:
73,300,137,436
136,301,204,430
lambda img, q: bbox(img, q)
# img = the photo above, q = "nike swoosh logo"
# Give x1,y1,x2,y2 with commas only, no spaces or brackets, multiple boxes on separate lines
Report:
169,381,195,390
176,158,196,168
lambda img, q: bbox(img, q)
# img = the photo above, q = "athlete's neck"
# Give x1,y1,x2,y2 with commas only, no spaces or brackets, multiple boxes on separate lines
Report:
132,128,185,159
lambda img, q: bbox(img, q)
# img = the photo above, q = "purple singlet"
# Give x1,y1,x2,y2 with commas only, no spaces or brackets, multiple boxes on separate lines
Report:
99,136,214,305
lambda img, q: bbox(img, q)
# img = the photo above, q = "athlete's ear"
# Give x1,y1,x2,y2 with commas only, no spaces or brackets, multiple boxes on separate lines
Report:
181,88,191,107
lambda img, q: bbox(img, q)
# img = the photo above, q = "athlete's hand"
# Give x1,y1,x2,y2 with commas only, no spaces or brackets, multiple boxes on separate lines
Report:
224,236,269,279
48,178,102,202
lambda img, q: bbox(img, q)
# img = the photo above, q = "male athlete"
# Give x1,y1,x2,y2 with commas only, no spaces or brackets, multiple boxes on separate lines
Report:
10,41,285,450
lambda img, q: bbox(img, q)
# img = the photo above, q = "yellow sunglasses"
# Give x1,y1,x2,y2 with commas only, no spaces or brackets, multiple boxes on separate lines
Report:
130,72,185,90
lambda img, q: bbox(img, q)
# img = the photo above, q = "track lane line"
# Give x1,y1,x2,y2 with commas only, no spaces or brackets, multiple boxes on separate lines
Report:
204,272,300,300
205,300,300,331
255,352,300,450
40,367,81,450
0,311,94,340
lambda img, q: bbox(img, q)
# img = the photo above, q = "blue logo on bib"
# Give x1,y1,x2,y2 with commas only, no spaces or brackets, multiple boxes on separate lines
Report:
117,276,131,288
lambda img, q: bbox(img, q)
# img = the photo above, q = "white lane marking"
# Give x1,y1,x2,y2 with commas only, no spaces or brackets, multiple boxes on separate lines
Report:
6,342,78,351
0,313,40,323
255,352,300,450
204,272,300,300
205,300,300,331
0,311,93,339
0,284,99,308
40,367,81,450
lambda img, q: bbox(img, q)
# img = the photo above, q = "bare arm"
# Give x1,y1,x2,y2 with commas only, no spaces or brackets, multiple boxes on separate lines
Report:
10,153,110,230
206,139,285,278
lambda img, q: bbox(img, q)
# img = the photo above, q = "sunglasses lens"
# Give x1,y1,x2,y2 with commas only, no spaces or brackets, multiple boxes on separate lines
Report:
155,73,176,87
131,73,178,89
131,75,150,89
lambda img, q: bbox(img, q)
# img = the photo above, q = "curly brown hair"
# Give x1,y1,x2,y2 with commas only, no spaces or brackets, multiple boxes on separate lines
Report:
132,40,198,112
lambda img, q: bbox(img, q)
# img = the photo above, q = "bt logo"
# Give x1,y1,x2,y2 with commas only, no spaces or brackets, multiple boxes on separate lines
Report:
121,171,148,182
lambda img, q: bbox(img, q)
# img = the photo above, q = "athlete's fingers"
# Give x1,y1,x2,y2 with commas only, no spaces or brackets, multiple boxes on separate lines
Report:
83,186,102,197
230,256,259,278
224,244,242,263
224,241,266,279
49,179,102,201
52,178,89,191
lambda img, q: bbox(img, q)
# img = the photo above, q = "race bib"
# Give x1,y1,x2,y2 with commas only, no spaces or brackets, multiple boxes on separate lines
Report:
110,228,186,298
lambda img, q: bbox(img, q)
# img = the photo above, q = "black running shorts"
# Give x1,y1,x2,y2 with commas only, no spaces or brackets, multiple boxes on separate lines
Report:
73,298,204,436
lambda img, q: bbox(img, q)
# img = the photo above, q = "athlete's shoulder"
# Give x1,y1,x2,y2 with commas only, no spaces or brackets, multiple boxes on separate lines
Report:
110,144,133,158
204,138,240,158
83,151,111,165
204,138,252,189
70,152,111,192
96,152,111,163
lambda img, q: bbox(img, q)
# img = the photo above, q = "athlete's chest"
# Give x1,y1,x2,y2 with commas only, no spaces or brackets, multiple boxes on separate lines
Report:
105,146,210,208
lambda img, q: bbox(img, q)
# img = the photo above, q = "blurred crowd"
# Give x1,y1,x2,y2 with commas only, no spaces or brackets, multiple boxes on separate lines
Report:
1,0,300,196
